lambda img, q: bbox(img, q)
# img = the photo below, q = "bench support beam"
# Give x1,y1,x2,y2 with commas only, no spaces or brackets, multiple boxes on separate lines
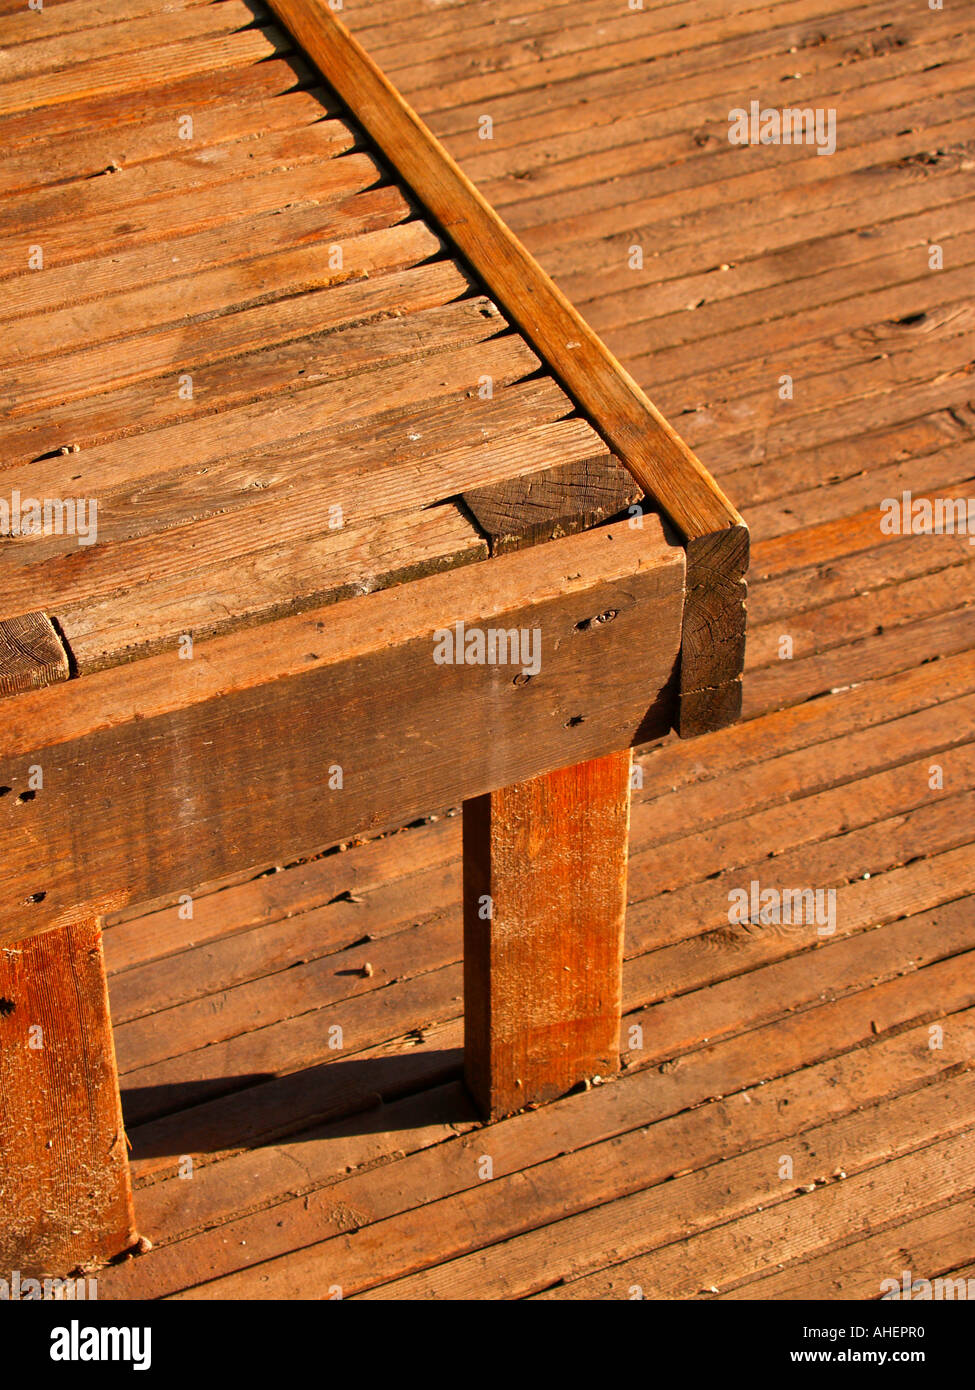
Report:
0,920,136,1277
463,750,631,1119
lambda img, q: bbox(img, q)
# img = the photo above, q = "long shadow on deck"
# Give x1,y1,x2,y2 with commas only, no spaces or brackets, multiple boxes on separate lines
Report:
121,1047,470,1159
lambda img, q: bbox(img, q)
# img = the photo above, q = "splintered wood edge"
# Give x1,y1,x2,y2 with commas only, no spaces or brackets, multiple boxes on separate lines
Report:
0,612,70,698
264,0,748,735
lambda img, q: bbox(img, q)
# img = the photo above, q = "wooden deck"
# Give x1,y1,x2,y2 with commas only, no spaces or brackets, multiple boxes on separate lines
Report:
11,0,973,1297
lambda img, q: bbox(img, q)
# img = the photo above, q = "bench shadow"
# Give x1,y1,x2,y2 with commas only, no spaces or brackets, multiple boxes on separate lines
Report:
121,1047,469,1160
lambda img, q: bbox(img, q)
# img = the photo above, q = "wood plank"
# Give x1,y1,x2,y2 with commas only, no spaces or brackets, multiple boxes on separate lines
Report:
627,789,975,960
463,750,630,1117
382,0,939,125
0,77,331,198
743,609,975,720
525,118,975,282
1,415,600,615
0,153,384,276
1,215,434,369
170,1048,975,1299
102,964,975,1296
57,502,488,672
0,117,360,243
747,561,975,675
467,45,975,214
0,520,683,946
112,841,973,1124
1,383,582,574
0,27,289,117
0,612,69,698
0,919,136,1276
629,265,975,393
109,852,460,1025
534,1129,975,1300
120,904,975,1181
0,184,409,324
624,852,975,1067
0,330,531,516
461,455,641,554
0,1,259,83
630,692,975,866
497,88,975,251
125,1024,465,1171
103,814,460,972
1,252,471,422
0,0,215,45
103,987,975,1298
0,51,314,156
265,0,747,735
720,1197,975,1300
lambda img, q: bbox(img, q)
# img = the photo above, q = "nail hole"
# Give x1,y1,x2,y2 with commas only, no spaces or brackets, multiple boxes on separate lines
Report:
565,715,585,727
512,672,532,687
0,786,10,797
0,998,14,1017
25,891,46,905
16,790,35,804
575,609,618,632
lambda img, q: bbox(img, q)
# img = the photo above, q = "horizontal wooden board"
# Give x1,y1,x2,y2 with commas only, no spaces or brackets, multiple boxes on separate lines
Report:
0,521,683,945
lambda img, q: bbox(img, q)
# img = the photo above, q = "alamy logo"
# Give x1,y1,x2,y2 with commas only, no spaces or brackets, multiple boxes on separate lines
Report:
0,491,98,546
432,622,541,677
728,102,837,155
881,1269,973,1300
50,1320,151,1371
880,490,975,542
0,1269,96,1300
728,880,837,936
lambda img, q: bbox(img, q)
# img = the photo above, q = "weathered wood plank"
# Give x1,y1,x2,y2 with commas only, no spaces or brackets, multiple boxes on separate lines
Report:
0,919,136,1276
0,153,384,276
464,750,631,1118
96,966,974,1298
0,27,289,117
0,521,683,946
2,254,470,420
0,1,259,83
0,413,598,618
0,118,359,243
265,0,748,734
57,502,489,672
0,184,408,324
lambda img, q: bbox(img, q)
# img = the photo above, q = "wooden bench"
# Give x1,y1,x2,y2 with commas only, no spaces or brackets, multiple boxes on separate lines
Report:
0,0,746,1278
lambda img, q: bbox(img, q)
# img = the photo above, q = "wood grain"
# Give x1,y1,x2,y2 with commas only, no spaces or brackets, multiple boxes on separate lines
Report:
0,521,683,947
265,0,747,733
0,919,136,1276
0,612,70,698
464,750,631,1118
462,455,642,555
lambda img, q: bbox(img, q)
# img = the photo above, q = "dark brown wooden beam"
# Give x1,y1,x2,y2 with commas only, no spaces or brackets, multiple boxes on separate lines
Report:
0,521,683,947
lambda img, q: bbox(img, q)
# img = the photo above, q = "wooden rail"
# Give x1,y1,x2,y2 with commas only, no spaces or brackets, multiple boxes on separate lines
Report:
265,0,748,734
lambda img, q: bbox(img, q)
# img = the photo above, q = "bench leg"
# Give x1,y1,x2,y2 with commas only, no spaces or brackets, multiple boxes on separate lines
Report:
0,919,136,1277
463,749,631,1119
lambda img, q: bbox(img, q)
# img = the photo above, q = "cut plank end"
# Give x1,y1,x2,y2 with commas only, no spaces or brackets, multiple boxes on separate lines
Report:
0,612,70,698
678,521,749,737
